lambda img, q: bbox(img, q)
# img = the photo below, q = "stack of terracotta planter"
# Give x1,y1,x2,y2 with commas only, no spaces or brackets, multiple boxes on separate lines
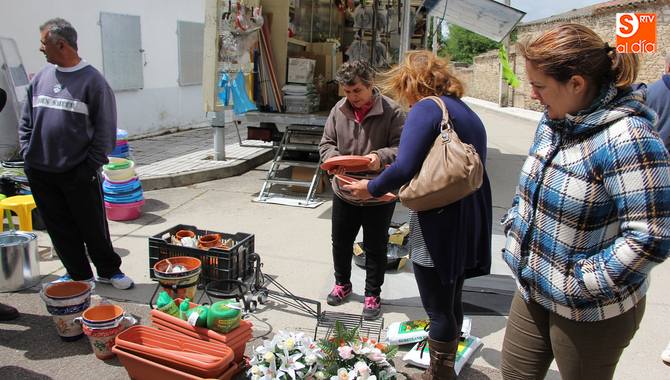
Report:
150,299,253,363
113,325,239,380
113,299,251,380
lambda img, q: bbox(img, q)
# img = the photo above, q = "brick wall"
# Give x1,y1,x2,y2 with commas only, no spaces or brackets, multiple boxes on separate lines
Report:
459,2,670,110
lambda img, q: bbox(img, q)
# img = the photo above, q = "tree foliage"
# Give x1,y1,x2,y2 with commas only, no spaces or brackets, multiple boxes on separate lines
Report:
439,24,500,64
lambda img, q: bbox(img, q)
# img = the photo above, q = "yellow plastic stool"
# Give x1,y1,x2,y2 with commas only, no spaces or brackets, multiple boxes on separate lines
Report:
0,194,36,231
0,194,16,231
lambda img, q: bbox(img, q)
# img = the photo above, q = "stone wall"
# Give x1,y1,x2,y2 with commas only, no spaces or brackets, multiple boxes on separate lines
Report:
461,1,670,110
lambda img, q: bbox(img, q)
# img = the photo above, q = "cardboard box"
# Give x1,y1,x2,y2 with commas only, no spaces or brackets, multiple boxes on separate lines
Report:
290,166,327,194
287,42,342,82
307,42,342,81
287,58,316,84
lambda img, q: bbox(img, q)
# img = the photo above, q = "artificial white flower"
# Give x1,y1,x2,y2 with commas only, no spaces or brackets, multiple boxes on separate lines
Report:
332,367,357,380
355,361,370,377
315,371,327,379
285,337,296,350
305,353,319,365
277,351,306,380
367,348,386,362
264,351,276,362
338,345,355,360
250,365,262,375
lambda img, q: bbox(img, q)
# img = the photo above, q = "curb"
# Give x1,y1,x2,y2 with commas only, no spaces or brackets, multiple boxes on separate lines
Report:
463,97,543,123
139,149,274,191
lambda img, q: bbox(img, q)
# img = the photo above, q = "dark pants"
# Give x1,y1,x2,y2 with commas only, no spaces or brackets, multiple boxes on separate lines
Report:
25,164,122,280
331,194,395,297
414,263,465,341
501,292,645,380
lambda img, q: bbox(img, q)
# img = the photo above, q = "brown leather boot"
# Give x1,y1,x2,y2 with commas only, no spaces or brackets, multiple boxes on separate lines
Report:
412,338,460,380
0,303,19,321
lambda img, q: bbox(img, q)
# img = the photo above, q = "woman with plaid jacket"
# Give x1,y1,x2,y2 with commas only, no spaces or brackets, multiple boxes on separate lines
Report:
500,24,670,379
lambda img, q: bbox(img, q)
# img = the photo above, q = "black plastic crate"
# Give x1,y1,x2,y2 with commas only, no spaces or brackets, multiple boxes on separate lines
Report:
148,224,254,289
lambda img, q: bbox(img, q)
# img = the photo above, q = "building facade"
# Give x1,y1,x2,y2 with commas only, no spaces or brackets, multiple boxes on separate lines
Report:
0,0,207,142
453,0,670,111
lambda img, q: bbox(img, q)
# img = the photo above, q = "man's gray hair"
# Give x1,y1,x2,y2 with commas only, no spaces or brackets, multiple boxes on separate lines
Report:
40,18,78,50
335,60,376,87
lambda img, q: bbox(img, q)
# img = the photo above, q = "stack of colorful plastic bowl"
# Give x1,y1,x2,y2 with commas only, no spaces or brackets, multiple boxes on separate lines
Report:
111,129,130,158
103,157,144,221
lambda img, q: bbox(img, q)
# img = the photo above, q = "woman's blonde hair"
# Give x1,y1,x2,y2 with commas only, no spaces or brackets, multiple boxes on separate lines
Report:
518,23,638,89
377,50,464,107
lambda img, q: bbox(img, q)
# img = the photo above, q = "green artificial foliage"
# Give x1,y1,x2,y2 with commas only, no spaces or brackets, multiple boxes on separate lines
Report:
499,45,520,88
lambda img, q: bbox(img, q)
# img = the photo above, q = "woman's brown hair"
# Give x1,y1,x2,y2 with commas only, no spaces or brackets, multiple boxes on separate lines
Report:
518,23,638,89
377,50,464,107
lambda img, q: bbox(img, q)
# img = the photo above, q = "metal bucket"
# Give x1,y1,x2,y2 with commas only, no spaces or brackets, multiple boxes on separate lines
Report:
0,231,40,292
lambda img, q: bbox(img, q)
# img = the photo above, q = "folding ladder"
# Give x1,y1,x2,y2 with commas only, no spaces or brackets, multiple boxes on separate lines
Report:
256,125,324,206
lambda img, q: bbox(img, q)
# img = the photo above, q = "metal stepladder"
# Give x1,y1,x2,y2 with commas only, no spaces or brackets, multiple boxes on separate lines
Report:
256,124,324,207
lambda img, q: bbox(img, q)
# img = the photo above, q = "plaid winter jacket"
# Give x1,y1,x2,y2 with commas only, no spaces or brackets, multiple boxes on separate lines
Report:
502,85,670,321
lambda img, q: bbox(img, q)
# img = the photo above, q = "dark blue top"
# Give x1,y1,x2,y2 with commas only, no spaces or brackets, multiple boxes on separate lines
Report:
19,63,117,173
646,74,670,150
368,95,492,283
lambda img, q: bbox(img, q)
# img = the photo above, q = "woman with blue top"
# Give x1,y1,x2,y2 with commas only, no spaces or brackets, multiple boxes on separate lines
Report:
344,50,492,379
499,24,670,379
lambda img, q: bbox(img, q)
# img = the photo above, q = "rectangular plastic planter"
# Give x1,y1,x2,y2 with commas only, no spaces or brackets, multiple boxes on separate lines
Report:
113,346,239,380
115,325,233,378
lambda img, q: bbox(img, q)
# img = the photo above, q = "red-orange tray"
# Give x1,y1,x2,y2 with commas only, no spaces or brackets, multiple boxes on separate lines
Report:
320,155,371,172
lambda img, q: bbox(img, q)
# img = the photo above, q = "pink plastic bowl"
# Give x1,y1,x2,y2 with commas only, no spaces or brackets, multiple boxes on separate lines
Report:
105,200,145,221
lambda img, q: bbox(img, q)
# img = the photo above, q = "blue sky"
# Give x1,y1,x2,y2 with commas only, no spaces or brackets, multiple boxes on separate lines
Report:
511,0,605,21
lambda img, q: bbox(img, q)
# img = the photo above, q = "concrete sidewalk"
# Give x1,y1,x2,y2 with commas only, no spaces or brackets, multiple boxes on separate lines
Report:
2,100,669,380
131,124,274,190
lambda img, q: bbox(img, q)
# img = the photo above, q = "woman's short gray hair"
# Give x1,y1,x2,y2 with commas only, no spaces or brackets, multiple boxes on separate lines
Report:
335,60,375,87
40,18,78,50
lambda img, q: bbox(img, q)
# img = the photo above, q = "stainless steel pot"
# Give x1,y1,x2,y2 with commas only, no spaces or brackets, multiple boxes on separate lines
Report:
0,231,40,292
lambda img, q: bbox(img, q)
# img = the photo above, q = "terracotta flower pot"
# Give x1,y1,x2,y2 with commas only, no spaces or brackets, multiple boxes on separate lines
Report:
198,233,222,250
45,281,91,299
153,257,202,300
175,230,196,241
41,281,93,341
153,256,202,277
82,304,125,326
83,323,126,360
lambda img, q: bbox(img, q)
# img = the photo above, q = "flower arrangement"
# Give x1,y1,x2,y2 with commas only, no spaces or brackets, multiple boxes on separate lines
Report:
248,322,397,380
317,321,398,380
249,330,324,380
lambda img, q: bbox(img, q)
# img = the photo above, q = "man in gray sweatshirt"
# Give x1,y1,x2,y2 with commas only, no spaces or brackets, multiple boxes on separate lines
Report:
19,18,133,289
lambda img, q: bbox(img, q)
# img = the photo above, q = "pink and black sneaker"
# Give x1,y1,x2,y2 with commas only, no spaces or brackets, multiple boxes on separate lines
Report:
327,282,352,306
363,295,381,320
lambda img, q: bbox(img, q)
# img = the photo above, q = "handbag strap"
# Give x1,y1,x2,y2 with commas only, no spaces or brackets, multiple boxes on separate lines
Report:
423,96,451,132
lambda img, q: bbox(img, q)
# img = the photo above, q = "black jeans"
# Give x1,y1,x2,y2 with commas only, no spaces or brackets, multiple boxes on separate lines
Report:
25,164,122,280
331,194,395,297
414,262,465,341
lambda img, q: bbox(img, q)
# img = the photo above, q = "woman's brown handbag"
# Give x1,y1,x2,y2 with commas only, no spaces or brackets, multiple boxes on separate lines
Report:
399,96,483,211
